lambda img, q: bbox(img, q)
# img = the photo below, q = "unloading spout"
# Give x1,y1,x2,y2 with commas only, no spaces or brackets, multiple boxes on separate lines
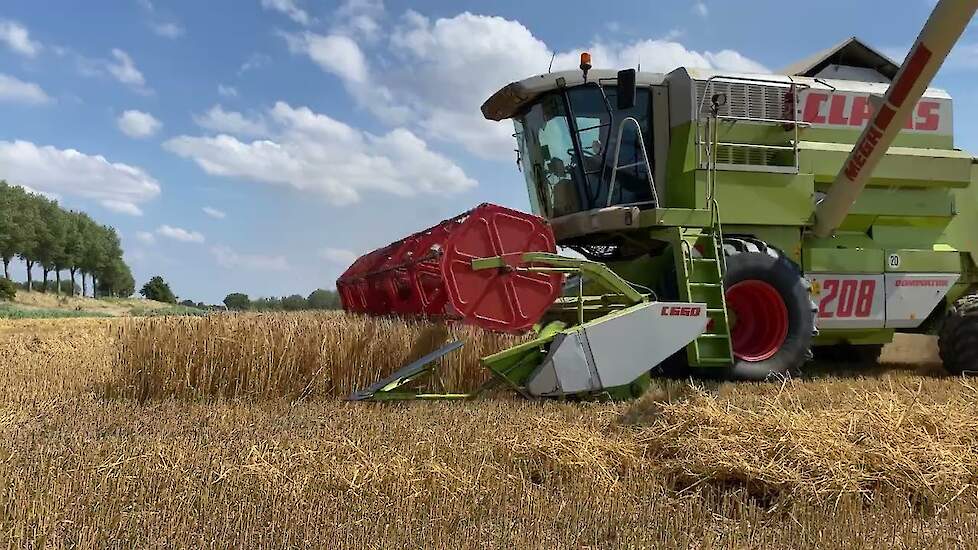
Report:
813,0,978,237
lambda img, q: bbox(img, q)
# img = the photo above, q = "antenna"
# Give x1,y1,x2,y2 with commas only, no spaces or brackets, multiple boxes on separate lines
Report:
548,51,556,73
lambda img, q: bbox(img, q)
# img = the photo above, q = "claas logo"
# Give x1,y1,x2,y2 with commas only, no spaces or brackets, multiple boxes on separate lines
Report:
661,305,703,317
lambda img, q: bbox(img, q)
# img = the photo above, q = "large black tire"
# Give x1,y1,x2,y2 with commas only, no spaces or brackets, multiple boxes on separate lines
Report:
938,294,978,376
723,237,817,380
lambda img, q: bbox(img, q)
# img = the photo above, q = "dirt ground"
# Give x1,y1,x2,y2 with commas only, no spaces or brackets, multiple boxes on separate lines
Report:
880,333,941,365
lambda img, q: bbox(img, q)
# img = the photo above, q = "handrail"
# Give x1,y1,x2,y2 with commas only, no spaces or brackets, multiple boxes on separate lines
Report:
606,116,658,207
694,73,808,176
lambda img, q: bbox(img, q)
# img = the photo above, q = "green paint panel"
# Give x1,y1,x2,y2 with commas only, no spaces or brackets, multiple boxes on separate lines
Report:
885,249,962,273
846,188,955,218
799,141,972,188
798,127,953,151
665,124,698,208
639,208,713,227
815,329,895,346
943,165,978,263
871,222,951,251
805,246,883,273
712,171,814,225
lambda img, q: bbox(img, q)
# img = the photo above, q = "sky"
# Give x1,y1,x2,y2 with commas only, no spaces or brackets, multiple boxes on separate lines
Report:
1,0,975,303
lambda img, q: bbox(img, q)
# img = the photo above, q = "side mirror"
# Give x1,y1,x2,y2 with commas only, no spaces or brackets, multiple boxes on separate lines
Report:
617,69,636,110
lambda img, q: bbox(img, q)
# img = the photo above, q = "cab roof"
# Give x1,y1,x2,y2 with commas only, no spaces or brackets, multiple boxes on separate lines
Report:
481,69,666,121
482,38,947,123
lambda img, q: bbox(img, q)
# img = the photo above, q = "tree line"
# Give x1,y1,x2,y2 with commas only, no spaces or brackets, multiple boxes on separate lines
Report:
223,289,342,311
0,181,134,297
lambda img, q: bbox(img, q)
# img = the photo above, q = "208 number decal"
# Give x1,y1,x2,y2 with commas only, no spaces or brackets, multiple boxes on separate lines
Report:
818,279,877,319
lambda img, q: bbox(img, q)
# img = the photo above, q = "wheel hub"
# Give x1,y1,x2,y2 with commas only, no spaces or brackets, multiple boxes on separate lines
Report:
726,280,789,362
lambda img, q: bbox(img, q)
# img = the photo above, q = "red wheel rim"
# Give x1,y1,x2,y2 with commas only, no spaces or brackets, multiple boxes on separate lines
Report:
726,280,788,362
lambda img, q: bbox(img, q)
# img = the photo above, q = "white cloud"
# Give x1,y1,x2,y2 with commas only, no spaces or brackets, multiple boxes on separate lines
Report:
117,109,162,138
289,11,767,160
0,140,160,216
319,247,357,265
239,53,270,74
0,20,41,57
166,101,476,205
693,2,709,17
107,49,148,90
283,32,368,84
135,231,156,244
0,74,51,104
151,22,184,38
212,245,289,271
193,105,269,137
261,0,312,25
218,84,238,98
157,224,205,243
701,50,768,73
103,200,145,216
202,206,226,219
138,0,184,39
336,0,385,41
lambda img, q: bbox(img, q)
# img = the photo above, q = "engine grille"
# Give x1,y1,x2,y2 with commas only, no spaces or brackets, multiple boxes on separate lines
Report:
694,77,800,172
695,79,792,121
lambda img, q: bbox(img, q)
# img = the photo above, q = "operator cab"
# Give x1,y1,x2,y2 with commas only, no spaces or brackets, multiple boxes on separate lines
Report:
483,64,667,221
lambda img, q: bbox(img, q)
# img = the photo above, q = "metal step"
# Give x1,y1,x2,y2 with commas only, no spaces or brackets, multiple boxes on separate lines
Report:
696,357,734,366
673,229,734,368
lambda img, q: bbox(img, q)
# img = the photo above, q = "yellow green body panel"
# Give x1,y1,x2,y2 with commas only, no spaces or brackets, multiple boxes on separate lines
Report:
502,67,978,360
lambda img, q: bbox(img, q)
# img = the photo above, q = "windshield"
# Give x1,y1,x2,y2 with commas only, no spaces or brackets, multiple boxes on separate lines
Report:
515,86,653,218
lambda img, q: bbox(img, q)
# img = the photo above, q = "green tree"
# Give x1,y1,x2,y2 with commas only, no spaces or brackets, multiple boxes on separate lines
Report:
50,208,75,296
0,277,15,301
0,183,134,299
282,294,307,311
35,199,68,293
252,297,283,311
140,276,176,304
223,293,250,311
114,263,136,298
65,212,94,297
307,288,340,309
0,182,28,280
16,192,44,292
91,225,122,298
97,257,134,298
80,222,109,298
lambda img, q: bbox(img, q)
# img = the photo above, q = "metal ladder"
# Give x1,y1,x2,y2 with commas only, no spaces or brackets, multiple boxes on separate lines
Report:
674,91,735,368
676,229,734,367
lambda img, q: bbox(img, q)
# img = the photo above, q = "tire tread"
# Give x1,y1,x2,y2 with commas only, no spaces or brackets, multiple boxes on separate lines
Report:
940,294,978,375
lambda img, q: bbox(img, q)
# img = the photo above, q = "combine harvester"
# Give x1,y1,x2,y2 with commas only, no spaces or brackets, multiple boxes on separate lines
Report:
339,0,978,400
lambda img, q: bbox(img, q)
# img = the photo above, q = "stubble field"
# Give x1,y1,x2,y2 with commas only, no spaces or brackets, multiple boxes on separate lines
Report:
1,314,977,548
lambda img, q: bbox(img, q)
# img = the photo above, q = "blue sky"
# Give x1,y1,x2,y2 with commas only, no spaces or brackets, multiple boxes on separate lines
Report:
0,0,974,303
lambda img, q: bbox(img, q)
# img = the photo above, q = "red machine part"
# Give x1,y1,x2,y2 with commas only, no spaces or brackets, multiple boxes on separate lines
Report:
336,203,562,333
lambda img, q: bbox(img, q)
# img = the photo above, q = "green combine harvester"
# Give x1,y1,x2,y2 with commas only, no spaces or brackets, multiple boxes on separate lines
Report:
339,0,978,400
